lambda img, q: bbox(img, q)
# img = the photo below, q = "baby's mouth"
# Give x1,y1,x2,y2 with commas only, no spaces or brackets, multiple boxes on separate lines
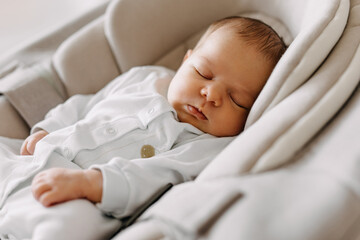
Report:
187,105,207,120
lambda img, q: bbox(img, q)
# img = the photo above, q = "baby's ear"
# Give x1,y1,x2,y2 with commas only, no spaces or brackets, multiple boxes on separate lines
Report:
183,49,193,62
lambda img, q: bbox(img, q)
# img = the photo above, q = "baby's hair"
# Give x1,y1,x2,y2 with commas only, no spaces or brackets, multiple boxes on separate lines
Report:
195,16,287,68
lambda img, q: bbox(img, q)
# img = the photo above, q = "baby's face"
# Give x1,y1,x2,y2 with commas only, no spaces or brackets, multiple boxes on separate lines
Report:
168,27,273,137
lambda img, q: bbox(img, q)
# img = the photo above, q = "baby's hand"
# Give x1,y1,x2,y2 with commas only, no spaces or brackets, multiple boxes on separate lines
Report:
31,168,103,207
20,130,49,155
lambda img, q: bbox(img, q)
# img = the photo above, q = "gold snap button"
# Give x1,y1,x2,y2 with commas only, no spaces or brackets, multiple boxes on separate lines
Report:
141,145,155,158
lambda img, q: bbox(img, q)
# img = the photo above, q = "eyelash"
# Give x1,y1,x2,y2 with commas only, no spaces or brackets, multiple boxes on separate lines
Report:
230,95,248,110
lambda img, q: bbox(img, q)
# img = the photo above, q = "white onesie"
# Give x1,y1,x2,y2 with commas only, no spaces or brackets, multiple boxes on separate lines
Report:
0,66,233,239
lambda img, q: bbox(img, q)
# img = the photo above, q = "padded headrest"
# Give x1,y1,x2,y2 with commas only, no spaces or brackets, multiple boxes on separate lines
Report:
154,11,293,70
105,0,348,128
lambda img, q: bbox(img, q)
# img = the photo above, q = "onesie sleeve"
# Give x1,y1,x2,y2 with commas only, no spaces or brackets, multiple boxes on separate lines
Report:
90,136,233,219
31,94,95,134
31,67,149,134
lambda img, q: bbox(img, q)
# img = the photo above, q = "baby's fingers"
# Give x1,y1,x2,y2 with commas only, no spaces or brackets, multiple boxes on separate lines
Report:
20,140,30,155
20,130,48,155
26,137,39,155
31,179,51,202
37,191,61,207
32,181,62,207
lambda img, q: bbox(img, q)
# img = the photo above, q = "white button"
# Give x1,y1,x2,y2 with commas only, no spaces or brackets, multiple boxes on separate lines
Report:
106,127,116,135
148,108,155,114
63,147,72,159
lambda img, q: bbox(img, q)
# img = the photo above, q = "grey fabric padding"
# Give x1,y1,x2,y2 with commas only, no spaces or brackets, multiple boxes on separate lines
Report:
4,77,64,128
53,17,121,97
0,96,29,139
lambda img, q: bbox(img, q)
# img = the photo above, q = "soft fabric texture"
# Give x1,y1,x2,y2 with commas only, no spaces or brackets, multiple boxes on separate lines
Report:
0,2,109,139
102,0,353,180
4,70,64,128
0,0,359,239
0,157,121,240
58,0,352,176
199,0,356,177
122,84,360,240
114,0,360,239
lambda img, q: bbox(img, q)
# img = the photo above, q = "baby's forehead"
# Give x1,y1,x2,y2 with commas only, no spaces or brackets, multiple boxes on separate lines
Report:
205,25,238,40
194,25,238,51
196,27,245,52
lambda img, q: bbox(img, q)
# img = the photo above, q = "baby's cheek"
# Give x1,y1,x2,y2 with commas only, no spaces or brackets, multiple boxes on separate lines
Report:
214,113,245,136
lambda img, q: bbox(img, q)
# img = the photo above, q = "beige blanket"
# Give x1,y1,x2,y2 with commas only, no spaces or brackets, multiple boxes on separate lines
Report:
0,0,359,239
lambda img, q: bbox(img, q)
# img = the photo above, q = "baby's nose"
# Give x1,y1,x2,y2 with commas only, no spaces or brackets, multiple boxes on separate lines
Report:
200,86,222,107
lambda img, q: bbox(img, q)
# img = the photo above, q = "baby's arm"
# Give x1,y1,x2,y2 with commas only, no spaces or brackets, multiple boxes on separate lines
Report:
20,130,49,155
31,168,103,207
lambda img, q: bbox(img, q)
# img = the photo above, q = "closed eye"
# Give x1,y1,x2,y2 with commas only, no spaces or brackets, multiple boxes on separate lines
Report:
194,67,212,80
230,95,249,110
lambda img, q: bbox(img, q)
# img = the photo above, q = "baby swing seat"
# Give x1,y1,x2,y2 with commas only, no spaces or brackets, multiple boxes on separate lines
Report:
0,0,359,239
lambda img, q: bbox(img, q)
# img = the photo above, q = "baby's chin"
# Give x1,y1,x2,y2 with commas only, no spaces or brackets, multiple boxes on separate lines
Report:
178,112,244,137
204,125,243,137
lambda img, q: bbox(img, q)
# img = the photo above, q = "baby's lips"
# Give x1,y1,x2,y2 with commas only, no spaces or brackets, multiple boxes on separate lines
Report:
187,105,207,120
